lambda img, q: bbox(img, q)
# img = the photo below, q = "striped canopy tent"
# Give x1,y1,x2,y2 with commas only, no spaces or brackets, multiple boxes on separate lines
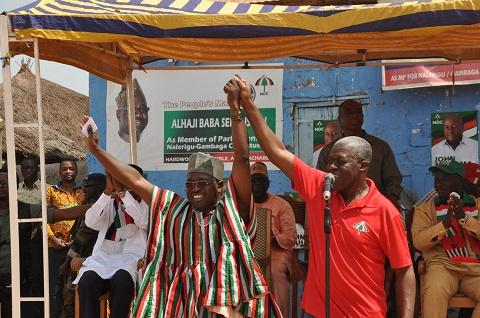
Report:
2,1,480,315
5,0,480,85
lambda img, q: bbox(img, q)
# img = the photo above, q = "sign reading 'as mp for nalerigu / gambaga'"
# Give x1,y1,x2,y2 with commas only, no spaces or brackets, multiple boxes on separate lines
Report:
382,59,480,90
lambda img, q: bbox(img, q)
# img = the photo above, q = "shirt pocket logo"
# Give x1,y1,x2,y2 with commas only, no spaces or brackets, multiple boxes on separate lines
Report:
352,221,369,236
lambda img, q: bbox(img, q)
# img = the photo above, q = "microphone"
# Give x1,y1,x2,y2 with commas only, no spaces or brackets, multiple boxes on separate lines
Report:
323,173,335,200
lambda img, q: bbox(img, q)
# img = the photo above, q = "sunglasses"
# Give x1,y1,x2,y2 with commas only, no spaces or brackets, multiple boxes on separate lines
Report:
0,179,8,185
185,180,214,190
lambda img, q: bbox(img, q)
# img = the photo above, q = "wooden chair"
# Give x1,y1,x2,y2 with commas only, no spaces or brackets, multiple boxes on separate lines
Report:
418,259,477,313
71,257,110,318
278,195,309,318
253,207,272,286
72,258,145,318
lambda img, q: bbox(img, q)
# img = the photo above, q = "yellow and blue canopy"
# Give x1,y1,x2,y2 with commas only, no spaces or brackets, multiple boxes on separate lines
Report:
6,0,480,84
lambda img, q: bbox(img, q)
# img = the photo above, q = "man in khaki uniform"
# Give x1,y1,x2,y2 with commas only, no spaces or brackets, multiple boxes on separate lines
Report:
413,160,480,318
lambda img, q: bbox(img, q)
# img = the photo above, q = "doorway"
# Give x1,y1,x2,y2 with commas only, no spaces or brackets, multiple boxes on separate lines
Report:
293,95,370,167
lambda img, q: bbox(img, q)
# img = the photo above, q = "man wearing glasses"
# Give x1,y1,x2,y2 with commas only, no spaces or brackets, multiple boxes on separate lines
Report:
17,157,50,317
18,157,48,206
82,75,281,317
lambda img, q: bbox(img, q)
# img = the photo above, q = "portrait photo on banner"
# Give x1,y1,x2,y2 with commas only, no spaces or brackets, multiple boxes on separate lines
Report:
105,66,284,171
312,119,341,167
431,110,478,165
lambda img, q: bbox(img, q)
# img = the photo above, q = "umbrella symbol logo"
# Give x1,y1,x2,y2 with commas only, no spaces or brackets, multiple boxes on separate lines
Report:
255,76,274,96
352,221,369,236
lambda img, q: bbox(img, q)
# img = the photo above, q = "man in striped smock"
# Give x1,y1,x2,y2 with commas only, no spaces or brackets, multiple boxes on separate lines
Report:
82,78,280,317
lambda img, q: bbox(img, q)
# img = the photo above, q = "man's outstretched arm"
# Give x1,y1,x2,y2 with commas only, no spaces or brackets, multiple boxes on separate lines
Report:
27,203,93,223
83,115,153,205
224,78,251,225
52,203,94,223
235,76,295,181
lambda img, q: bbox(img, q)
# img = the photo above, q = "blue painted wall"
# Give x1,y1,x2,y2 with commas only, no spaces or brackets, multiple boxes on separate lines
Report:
88,58,480,199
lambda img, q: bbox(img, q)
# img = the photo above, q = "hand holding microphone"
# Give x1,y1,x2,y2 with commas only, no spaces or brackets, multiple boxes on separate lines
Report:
323,173,335,200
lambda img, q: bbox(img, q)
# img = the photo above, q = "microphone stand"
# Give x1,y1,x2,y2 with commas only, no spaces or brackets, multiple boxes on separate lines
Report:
324,198,331,318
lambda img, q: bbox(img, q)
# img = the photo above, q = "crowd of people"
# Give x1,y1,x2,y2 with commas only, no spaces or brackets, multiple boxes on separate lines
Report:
1,75,480,318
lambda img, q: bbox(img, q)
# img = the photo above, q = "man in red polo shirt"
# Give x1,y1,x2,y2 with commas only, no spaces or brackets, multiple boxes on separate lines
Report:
226,75,415,317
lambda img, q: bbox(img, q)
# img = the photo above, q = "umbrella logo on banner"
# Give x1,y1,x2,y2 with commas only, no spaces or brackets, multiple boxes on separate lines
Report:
314,121,324,132
255,76,274,96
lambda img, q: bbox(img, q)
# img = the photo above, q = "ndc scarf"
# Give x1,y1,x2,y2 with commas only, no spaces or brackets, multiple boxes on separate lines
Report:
105,195,142,241
436,193,480,264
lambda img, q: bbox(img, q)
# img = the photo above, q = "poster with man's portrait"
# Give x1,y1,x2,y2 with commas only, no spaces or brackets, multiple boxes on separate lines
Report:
431,111,478,165
105,67,284,171
312,120,341,167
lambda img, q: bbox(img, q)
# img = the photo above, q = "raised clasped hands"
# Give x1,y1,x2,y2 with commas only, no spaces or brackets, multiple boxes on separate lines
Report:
443,192,465,228
233,75,252,106
224,76,241,111
224,75,253,110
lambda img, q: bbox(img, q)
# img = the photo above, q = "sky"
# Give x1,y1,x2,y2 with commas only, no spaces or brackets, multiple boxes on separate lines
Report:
0,0,89,96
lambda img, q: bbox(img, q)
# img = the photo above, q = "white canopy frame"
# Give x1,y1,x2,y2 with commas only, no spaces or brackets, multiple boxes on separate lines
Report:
0,16,140,316
0,16,51,316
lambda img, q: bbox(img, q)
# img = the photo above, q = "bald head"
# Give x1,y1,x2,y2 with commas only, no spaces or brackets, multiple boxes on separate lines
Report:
339,99,362,109
324,121,342,144
338,100,364,134
444,113,463,126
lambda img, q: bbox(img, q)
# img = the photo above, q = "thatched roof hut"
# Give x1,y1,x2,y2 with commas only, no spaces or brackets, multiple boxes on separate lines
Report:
0,61,88,164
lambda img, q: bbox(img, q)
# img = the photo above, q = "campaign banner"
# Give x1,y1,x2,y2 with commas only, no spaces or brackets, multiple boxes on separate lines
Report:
313,120,333,151
312,120,341,167
105,66,283,170
382,59,480,90
431,111,478,166
163,108,275,163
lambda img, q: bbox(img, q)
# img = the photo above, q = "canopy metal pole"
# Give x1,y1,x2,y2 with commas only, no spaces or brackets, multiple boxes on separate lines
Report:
34,36,50,317
126,58,138,164
0,14,21,317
